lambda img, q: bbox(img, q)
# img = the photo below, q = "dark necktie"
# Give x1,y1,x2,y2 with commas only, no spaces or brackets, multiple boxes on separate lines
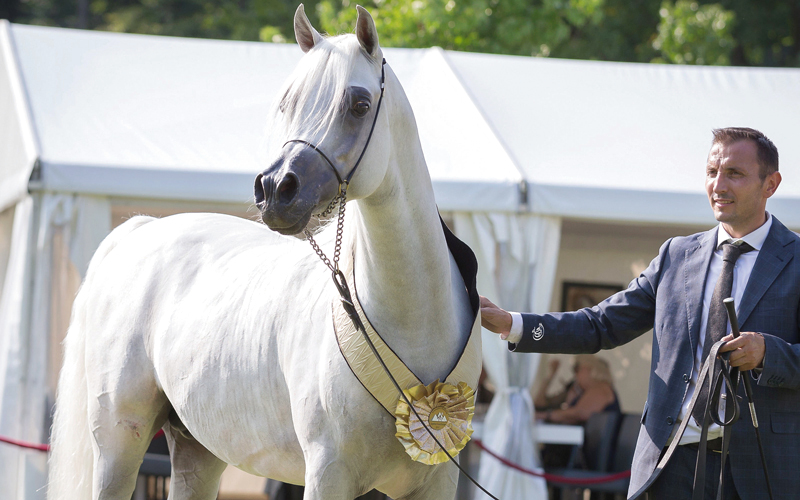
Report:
692,240,754,426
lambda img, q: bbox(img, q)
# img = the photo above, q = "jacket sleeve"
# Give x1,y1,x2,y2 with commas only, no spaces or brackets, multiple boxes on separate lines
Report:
754,234,800,391
758,334,800,389
509,238,672,354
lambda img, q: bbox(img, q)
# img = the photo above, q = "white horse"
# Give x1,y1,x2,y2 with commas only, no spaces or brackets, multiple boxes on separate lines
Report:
47,5,481,500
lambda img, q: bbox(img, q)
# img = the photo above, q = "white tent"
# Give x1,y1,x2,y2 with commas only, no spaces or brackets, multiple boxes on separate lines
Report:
2,20,799,500
447,50,800,226
0,22,539,500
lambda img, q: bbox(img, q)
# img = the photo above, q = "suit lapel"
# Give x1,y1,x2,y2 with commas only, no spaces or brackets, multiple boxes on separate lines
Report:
738,219,795,327
684,228,718,353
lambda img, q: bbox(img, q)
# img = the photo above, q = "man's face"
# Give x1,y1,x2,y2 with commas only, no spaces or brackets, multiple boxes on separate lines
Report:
705,139,781,238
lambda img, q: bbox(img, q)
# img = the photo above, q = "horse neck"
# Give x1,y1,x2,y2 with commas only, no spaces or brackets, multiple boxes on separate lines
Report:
350,168,451,328
346,89,472,381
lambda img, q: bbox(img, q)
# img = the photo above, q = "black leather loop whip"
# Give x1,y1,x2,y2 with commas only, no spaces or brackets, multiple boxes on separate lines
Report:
629,298,773,500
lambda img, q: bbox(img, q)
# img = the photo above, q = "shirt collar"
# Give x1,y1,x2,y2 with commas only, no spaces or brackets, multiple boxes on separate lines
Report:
717,212,773,251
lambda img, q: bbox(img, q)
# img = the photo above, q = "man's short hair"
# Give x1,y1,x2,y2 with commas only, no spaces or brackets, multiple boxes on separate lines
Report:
712,127,779,179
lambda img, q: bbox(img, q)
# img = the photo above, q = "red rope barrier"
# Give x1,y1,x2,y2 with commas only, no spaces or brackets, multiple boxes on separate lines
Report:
0,435,50,452
472,438,631,485
0,429,163,454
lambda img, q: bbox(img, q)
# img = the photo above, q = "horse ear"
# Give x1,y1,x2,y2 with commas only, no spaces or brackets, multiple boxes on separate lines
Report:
355,5,380,58
294,4,323,53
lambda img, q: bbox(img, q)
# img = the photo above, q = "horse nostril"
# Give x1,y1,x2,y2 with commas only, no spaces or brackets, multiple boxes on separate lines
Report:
254,173,268,207
277,173,299,205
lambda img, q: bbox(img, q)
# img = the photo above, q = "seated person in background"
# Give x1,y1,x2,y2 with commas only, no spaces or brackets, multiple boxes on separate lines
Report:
535,355,621,469
535,354,620,424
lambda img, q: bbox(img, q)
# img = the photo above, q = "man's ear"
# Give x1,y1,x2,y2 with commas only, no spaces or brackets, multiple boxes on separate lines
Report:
355,5,380,58
294,4,323,53
764,171,782,198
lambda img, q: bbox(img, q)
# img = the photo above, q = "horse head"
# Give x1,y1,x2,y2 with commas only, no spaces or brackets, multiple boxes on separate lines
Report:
255,5,390,235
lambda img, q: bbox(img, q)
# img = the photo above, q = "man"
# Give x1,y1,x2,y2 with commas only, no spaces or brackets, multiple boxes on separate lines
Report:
481,128,799,499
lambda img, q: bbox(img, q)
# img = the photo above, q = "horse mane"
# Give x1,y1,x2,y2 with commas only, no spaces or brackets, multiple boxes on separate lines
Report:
267,34,375,151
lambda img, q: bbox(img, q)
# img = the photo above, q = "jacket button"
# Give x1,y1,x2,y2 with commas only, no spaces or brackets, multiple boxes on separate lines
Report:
666,416,674,426
683,374,689,382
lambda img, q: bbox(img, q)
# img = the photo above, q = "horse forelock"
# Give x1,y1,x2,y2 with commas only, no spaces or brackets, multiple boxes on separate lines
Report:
268,35,378,150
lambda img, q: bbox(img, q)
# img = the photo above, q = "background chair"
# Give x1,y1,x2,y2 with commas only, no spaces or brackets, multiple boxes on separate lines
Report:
545,411,622,499
587,412,640,499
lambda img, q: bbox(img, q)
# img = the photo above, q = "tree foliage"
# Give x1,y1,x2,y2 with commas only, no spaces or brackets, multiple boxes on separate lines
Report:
653,1,736,65
3,0,799,67
318,0,621,57
5,0,312,42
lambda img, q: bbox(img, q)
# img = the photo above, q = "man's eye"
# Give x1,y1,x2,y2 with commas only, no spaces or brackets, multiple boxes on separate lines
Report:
352,101,370,117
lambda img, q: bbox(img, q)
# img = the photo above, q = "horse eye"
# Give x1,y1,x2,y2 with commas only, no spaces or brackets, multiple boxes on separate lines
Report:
352,100,370,117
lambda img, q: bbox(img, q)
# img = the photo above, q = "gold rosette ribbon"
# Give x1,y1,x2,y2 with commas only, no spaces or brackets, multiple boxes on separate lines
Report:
394,380,475,465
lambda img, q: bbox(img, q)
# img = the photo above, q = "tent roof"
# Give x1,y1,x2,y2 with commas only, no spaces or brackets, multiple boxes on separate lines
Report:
2,22,800,226
1,22,522,213
446,51,800,227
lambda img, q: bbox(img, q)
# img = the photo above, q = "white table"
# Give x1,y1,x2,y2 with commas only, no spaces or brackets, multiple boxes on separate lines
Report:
471,420,584,445
533,422,584,445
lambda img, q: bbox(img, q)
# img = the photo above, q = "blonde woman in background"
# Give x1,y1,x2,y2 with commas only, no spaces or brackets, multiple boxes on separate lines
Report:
535,355,620,424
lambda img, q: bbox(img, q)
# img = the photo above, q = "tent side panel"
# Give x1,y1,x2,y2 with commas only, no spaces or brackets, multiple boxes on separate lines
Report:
0,21,38,213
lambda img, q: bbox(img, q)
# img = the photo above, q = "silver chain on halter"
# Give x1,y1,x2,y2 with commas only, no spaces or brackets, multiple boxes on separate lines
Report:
303,188,347,274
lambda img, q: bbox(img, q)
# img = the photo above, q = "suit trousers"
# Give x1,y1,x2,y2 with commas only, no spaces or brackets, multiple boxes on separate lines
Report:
647,445,739,500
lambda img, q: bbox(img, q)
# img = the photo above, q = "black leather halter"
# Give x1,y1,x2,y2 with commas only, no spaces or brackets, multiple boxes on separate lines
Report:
283,58,387,197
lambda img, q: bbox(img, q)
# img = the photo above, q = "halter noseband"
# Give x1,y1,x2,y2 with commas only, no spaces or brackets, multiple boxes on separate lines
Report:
283,58,387,198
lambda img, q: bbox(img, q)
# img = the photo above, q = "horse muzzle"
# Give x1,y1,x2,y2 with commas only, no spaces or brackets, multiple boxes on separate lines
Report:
254,148,338,235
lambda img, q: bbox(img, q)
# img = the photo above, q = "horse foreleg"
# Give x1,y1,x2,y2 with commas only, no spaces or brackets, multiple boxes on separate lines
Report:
163,413,227,500
396,464,458,500
301,454,362,500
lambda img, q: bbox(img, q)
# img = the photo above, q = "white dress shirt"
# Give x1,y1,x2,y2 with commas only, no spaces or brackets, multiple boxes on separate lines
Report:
505,214,774,443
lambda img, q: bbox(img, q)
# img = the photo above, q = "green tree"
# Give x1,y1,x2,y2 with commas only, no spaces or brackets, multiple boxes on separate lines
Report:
7,0,310,43
317,0,490,52
545,0,661,62
652,1,736,65
720,0,800,66
317,0,608,56
5,0,799,67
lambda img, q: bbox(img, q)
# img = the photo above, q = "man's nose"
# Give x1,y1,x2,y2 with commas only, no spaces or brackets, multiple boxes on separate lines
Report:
712,173,727,192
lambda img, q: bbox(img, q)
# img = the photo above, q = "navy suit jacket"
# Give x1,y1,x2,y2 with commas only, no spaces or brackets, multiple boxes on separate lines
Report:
511,217,800,499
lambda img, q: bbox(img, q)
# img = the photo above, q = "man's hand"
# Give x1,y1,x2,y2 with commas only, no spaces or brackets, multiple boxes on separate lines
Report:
480,296,512,339
719,332,766,371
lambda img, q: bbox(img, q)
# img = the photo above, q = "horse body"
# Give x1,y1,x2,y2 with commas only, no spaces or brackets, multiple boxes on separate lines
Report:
49,6,477,500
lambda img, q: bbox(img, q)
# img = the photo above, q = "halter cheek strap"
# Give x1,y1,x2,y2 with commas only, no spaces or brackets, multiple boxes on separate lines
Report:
283,58,387,197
